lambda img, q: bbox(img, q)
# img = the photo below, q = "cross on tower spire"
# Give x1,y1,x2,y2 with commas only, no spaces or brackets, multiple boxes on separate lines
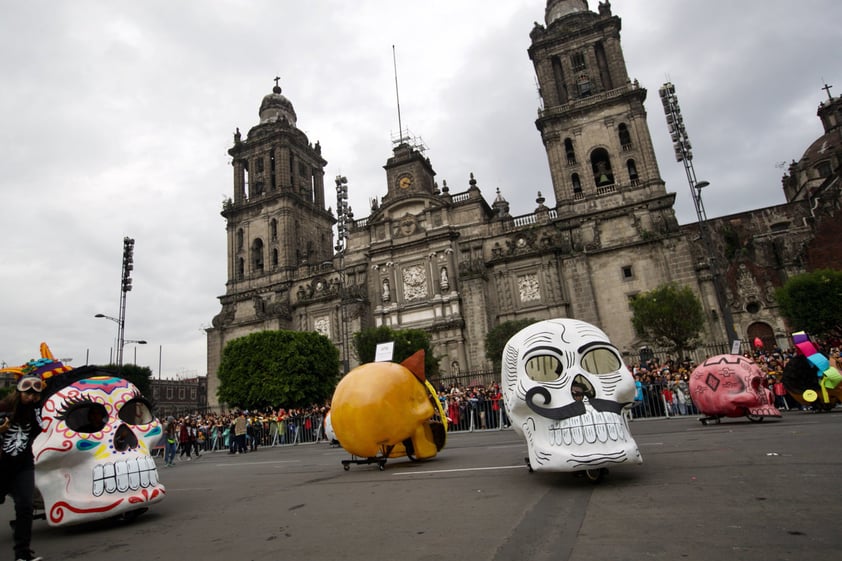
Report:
822,82,833,101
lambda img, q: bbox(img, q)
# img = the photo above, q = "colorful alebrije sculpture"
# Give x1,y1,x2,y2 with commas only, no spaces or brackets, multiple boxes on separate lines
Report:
791,331,842,404
0,342,73,381
330,350,447,468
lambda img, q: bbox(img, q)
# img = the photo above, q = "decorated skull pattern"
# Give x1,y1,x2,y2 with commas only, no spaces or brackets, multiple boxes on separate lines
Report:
33,376,166,526
689,354,781,419
502,319,642,472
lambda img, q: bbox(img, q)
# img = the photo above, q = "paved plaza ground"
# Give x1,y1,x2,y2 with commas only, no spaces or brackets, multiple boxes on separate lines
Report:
2,410,840,561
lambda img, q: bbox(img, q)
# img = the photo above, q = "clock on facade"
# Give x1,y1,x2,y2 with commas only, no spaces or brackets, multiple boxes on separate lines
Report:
397,173,413,189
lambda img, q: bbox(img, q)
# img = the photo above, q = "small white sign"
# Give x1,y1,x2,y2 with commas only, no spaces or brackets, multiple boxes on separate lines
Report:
731,340,742,355
374,342,395,362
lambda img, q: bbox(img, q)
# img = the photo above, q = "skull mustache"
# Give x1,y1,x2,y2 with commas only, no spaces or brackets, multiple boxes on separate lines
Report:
526,385,627,419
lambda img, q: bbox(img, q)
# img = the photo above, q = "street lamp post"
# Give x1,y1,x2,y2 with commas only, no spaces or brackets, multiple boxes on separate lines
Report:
95,314,147,368
660,82,738,345
94,313,121,364
125,339,148,364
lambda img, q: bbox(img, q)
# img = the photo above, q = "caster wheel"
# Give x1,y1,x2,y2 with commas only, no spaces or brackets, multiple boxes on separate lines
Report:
343,464,350,471
584,468,608,483
746,414,763,423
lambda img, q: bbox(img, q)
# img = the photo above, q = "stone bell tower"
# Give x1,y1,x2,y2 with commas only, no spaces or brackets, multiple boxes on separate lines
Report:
207,79,336,407
529,0,672,221
224,79,334,278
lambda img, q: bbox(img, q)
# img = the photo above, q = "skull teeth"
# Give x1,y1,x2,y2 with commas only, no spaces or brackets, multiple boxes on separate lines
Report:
92,456,159,497
548,410,628,446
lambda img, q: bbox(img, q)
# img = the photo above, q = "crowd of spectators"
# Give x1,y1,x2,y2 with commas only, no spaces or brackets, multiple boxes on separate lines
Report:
629,344,842,418
159,404,331,461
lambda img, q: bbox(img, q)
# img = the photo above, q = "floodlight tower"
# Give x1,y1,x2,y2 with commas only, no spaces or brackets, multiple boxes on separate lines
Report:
335,176,351,373
659,83,738,344
117,237,135,370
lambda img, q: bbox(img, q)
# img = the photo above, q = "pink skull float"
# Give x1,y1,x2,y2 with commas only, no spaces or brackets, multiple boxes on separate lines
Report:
502,319,642,478
689,354,781,425
34,373,166,526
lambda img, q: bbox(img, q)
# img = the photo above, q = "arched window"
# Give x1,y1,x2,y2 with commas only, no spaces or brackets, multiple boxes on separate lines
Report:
618,123,632,150
590,148,614,187
572,173,582,195
236,228,244,251
237,258,245,280
627,159,639,184
565,138,576,165
271,248,278,268
270,218,278,240
252,238,264,273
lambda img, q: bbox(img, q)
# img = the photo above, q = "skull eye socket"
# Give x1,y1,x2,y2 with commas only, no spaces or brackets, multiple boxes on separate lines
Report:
62,402,109,433
118,397,154,425
581,348,621,374
525,355,563,382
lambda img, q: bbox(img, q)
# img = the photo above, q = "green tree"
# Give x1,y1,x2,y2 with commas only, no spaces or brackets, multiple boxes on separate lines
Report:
352,326,439,378
217,330,339,410
775,269,842,340
485,318,538,370
630,283,705,357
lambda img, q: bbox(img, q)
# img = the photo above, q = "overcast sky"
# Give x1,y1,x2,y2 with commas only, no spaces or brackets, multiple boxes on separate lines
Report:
1,0,839,379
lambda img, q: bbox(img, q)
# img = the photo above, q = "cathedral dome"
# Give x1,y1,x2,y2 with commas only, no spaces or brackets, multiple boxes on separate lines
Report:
799,95,841,174
801,129,841,166
546,0,589,25
259,83,298,126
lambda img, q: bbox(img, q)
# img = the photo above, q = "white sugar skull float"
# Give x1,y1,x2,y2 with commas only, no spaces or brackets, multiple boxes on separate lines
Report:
502,319,642,476
34,374,166,526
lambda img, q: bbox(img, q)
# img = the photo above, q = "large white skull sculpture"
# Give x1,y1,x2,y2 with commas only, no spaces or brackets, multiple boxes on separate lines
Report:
502,319,642,473
33,375,166,526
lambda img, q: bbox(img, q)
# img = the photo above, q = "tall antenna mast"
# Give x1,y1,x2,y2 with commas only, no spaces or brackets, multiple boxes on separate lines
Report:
393,45,404,144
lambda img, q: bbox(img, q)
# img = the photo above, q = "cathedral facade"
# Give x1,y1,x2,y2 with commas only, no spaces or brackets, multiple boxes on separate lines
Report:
206,0,842,408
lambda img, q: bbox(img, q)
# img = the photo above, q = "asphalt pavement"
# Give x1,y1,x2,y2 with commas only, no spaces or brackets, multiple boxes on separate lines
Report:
2,410,840,561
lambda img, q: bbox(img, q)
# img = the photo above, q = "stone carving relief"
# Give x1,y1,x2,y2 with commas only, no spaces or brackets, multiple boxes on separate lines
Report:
402,264,428,301
735,264,761,309
314,316,330,338
518,273,541,303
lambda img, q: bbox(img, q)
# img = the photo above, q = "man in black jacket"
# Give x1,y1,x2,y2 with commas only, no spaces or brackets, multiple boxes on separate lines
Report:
0,375,45,561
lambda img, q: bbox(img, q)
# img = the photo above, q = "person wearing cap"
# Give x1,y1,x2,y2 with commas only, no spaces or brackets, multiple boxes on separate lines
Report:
0,375,45,561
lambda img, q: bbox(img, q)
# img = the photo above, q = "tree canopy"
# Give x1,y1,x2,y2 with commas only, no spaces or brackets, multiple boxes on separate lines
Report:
352,326,439,378
630,282,705,357
485,318,538,370
775,268,842,341
217,330,339,410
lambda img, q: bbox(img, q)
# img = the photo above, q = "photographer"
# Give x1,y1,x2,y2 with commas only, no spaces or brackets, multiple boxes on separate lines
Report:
0,375,45,561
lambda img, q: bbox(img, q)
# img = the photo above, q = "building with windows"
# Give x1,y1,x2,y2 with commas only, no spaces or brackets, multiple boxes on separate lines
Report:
206,0,841,408
151,377,208,417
